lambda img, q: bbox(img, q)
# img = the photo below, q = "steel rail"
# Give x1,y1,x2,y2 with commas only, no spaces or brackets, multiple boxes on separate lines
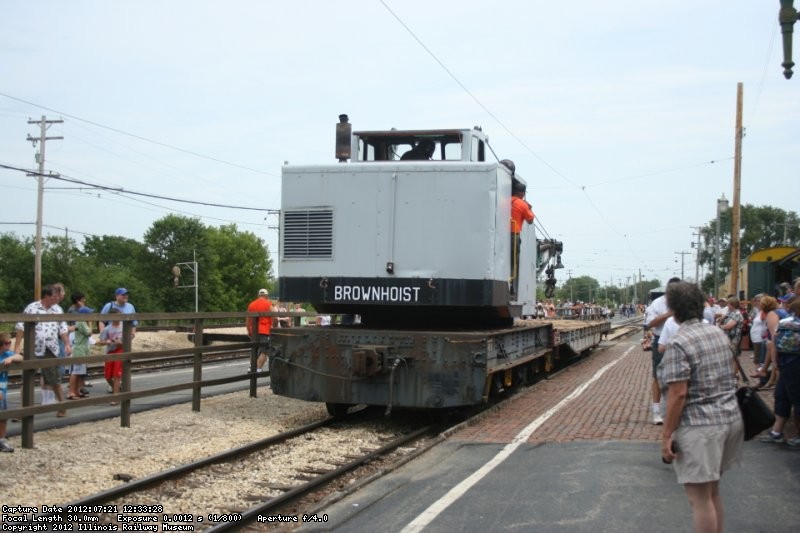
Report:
206,425,435,532
52,416,335,514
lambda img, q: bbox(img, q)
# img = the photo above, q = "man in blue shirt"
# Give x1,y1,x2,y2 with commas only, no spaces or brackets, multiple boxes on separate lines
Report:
98,288,138,337
98,288,137,393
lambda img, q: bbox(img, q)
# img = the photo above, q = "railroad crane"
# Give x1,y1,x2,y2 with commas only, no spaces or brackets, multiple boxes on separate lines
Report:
271,116,607,416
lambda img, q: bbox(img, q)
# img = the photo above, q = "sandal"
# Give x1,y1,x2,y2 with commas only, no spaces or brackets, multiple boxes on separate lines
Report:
56,411,67,417
109,401,119,406
66,395,81,400
750,366,766,378
79,392,90,397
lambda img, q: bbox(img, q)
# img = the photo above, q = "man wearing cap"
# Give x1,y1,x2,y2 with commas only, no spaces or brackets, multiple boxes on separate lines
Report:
247,289,273,373
510,180,534,296
98,288,137,337
98,289,137,393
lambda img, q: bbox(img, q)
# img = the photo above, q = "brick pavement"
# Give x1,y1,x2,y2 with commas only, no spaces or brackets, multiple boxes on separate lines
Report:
451,336,789,444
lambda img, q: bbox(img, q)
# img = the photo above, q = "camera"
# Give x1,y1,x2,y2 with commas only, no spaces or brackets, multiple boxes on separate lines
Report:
662,441,678,464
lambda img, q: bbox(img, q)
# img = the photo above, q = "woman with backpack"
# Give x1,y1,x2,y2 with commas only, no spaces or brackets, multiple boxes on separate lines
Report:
758,297,800,448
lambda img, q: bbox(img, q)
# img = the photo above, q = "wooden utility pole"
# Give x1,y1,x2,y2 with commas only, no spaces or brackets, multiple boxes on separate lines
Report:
730,83,743,298
26,116,63,299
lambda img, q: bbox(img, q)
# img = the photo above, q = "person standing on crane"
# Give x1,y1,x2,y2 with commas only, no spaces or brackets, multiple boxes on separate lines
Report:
510,178,534,296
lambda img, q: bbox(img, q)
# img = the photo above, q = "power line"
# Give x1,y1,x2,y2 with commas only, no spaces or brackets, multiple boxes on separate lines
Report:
0,92,279,177
0,221,98,237
61,119,251,193
379,0,580,191
377,1,659,280
0,162,279,213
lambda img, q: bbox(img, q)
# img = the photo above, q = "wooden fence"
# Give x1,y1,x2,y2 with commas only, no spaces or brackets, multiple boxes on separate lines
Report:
0,310,314,449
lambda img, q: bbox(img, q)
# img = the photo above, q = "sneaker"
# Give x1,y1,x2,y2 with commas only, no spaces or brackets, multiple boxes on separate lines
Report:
786,437,800,449
757,431,784,443
0,439,14,453
106,386,113,393
650,404,663,425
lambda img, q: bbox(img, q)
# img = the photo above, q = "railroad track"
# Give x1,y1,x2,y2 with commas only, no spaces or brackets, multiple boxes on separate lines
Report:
607,316,643,338
46,410,437,531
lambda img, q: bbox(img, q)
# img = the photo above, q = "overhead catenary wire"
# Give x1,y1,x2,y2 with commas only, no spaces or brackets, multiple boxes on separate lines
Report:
377,0,662,280
0,221,98,237
0,162,279,213
0,92,279,178
378,1,752,284
61,118,251,193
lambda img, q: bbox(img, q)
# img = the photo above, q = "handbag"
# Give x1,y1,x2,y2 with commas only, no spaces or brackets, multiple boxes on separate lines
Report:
734,358,775,440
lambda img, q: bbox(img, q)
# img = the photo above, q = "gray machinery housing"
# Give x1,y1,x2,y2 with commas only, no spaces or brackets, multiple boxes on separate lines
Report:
271,119,594,412
278,123,557,329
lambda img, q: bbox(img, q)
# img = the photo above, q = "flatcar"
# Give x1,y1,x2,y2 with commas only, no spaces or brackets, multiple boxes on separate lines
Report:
270,116,608,415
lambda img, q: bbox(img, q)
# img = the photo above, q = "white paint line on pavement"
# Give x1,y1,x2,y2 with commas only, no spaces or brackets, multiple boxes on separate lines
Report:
401,345,637,533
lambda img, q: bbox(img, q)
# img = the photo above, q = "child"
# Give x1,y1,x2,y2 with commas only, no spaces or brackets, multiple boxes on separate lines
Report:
98,309,123,405
1,332,24,452
68,306,93,399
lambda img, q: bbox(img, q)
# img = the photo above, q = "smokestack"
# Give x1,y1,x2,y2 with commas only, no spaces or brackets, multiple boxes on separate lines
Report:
336,114,352,162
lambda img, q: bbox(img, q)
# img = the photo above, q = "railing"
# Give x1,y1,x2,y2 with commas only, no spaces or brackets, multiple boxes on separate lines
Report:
0,310,315,449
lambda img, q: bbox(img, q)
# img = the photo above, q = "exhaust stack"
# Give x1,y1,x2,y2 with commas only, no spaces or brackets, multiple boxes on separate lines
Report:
336,114,352,162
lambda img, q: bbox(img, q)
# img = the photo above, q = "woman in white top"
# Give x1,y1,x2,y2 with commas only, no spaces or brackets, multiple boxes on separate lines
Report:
749,294,766,367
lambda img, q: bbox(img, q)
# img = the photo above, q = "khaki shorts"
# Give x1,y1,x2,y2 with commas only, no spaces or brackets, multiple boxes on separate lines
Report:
672,418,744,484
41,349,62,386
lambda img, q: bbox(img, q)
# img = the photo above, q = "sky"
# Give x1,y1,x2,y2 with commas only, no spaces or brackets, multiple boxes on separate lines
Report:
1,1,798,291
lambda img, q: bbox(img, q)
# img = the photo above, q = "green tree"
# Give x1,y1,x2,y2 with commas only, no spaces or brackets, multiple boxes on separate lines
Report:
79,235,157,312
557,276,600,303
143,215,209,312
698,204,800,293
0,233,35,312
206,224,273,311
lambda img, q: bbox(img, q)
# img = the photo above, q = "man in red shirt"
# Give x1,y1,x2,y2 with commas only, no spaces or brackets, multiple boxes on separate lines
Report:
247,289,273,372
510,181,534,295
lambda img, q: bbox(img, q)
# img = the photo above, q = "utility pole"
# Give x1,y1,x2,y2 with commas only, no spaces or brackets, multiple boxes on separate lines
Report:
785,215,790,244
675,251,690,279
690,226,703,283
567,269,573,302
639,269,644,308
715,194,729,299
776,216,792,245
626,276,631,305
730,83,744,299
27,116,63,299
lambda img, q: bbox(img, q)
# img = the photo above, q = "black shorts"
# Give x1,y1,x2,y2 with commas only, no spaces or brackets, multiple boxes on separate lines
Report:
256,334,270,354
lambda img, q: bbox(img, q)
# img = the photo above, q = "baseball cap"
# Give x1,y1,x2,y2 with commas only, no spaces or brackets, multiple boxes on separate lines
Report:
115,288,129,296
258,288,269,296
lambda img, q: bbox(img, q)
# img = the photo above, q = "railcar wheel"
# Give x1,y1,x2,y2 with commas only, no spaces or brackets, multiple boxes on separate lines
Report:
326,402,351,418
